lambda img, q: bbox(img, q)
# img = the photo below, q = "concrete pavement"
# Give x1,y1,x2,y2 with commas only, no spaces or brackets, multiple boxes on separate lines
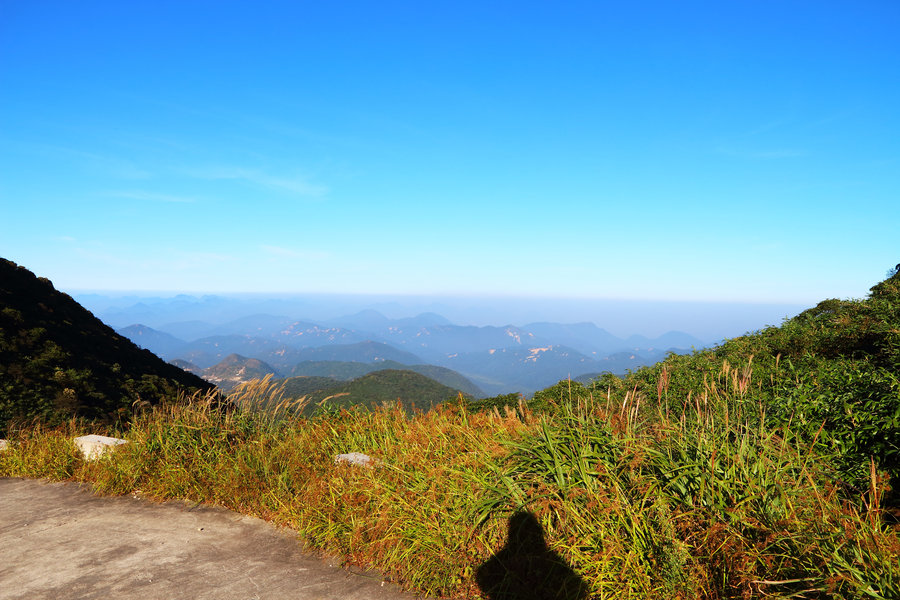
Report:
0,478,425,600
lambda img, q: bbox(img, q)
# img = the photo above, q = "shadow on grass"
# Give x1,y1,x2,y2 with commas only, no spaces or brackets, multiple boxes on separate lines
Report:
476,511,590,600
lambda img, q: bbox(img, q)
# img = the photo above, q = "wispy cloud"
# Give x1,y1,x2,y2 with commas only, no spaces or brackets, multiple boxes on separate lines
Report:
105,190,197,203
186,166,328,197
715,146,806,159
745,119,787,137
9,142,152,179
71,246,133,267
749,149,806,159
168,251,235,271
808,109,856,128
750,240,784,252
71,244,235,271
261,245,329,260
868,156,899,168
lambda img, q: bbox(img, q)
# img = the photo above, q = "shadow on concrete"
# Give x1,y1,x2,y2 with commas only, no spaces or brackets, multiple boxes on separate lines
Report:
475,511,590,600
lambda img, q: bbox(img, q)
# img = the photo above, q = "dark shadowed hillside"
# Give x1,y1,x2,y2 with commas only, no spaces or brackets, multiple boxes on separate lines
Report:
0,258,214,434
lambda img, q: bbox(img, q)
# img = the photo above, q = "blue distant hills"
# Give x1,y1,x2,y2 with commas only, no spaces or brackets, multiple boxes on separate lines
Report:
116,309,706,396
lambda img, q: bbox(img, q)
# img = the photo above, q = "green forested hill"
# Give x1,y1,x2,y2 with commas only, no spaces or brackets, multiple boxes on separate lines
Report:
289,360,376,380
272,369,465,416
234,369,467,417
303,369,464,414
290,359,484,397
569,267,900,494
278,375,342,398
0,258,214,434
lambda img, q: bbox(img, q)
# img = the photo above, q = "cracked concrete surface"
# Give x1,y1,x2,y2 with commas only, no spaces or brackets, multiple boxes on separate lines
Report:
0,478,425,600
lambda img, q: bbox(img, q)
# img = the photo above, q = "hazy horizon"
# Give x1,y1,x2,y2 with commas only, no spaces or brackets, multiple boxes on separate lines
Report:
70,288,810,343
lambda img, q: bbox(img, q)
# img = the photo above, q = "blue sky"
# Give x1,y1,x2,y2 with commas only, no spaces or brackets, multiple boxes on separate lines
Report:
1,0,898,305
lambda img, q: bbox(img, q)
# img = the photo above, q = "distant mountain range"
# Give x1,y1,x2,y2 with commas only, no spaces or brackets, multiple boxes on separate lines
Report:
117,309,704,395
438,345,654,395
81,291,806,345
118,324,190,358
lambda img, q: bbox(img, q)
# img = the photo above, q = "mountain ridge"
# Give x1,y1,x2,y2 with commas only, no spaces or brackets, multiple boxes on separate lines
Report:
118,316,701,395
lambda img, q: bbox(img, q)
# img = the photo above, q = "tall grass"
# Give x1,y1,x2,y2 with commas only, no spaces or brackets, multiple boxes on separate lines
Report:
480,380,899,599
2,379,898,599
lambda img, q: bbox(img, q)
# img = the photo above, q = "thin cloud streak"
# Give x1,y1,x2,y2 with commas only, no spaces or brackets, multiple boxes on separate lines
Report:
5,141,152,179
715,146,807,159
71,245,237,272
260,245,329,260
185,166,328,197
168,251,235,271
105,190,197,203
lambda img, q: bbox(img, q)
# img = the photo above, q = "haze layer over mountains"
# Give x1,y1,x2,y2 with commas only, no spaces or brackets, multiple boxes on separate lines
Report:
79,293,805,396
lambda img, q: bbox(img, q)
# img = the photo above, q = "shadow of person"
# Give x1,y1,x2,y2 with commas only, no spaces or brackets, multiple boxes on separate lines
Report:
475,511,591,600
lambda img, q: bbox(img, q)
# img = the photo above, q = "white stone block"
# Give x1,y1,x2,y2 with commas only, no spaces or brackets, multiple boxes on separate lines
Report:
334,452,379,468
74,435,127,460
0,439,8,452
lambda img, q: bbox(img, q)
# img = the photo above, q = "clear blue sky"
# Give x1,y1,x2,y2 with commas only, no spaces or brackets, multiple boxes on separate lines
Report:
2,1,897,304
